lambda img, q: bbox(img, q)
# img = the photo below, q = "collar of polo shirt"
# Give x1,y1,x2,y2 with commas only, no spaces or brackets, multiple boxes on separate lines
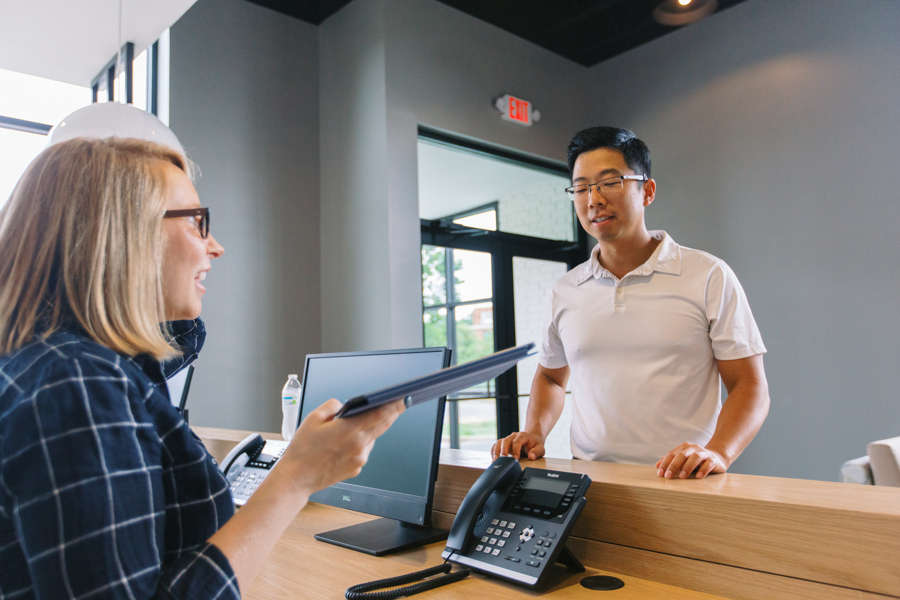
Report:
577,230,682,285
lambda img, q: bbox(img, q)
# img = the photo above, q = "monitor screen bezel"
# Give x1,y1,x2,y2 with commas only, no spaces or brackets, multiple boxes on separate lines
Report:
296,346,451,526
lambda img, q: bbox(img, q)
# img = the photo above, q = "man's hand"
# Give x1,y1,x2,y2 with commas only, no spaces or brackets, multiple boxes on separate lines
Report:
656,442,728,479
491,431,545,461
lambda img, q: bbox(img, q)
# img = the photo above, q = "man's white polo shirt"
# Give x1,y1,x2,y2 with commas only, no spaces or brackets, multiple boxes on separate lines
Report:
539,231,766,464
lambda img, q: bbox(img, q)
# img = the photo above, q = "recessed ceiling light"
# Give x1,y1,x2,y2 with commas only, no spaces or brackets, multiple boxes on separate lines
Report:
653,0,718,26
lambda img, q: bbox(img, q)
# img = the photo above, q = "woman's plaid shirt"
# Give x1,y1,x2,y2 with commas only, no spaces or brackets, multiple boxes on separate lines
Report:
0,320,239,599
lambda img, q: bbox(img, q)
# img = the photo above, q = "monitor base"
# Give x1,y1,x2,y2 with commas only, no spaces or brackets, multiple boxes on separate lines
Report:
314,517,447,556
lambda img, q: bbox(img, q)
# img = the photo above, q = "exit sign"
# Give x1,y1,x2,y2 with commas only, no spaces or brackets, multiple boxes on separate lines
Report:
494,94,541,127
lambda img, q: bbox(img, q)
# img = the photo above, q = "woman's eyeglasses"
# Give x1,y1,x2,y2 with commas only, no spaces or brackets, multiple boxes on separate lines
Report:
163,207,210,238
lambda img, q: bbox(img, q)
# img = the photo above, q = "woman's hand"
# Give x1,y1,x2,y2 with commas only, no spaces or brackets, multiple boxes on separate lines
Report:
209,398,404,589
278,398,405,496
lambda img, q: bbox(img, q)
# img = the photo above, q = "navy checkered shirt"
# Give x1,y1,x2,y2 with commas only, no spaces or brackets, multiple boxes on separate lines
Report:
0,320,239,599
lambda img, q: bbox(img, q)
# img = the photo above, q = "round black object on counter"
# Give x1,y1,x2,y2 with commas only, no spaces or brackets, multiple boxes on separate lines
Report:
580,575,625,591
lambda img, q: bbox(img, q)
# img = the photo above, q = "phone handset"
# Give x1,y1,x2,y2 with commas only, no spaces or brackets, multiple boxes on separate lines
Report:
221,433,265,476
342,459,520,599
445,456,522,553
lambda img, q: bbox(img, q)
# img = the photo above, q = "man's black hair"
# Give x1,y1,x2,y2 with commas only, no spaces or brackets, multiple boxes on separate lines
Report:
566,126,651,180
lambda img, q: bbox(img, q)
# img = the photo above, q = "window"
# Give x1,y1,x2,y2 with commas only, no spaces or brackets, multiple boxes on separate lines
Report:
1,38,165,208
132,48,149,112
418,137,576,241
512,256,574,458
448,203,498,231
422,245,497,449
0,68,90,207
419,128,588,454
91,41,161,111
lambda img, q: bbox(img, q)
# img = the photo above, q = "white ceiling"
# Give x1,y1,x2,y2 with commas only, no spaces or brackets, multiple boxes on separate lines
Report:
0,0,198,85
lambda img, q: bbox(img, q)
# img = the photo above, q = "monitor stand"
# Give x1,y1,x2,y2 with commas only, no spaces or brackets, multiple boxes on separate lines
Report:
314,517,447,556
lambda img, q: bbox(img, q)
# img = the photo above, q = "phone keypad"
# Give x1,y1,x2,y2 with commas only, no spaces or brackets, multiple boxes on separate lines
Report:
482,520,563,570
228,470,265,503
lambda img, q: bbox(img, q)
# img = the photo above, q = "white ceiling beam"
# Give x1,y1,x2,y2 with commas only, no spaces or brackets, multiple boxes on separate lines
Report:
0,0,198,85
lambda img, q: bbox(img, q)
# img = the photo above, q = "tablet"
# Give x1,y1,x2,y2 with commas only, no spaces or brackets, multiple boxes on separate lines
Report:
335,343,535,418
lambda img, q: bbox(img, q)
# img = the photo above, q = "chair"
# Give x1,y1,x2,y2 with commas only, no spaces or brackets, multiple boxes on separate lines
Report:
166,365,196,424
867,436,900,486
840,455,873,485
841,436,900,486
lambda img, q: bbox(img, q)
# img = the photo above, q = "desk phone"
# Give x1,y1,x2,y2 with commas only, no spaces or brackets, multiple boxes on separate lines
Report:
441,456,591,588
220,433,287,505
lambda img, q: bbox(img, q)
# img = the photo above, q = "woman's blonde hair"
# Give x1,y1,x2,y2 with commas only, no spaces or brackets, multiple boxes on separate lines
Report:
0,137,187,360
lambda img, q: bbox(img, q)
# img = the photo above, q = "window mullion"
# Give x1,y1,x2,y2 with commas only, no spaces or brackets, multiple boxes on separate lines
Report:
493,249,519,437
0,116,51,135
444,247,460,448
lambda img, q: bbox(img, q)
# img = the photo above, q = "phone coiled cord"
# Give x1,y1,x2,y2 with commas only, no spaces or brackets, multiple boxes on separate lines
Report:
344,561,470,600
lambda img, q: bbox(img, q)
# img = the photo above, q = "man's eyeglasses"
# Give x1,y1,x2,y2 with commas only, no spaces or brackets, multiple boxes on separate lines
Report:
163,207,210,238
564,175,648,202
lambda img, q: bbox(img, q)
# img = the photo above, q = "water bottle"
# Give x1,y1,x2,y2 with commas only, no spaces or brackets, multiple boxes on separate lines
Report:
281,374,301,441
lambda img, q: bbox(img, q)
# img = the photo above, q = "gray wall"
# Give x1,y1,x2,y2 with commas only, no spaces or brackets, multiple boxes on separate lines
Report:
318,0,392,352
169,0,321,432
319,0,590,352
586,0,900,480
169,0,898,481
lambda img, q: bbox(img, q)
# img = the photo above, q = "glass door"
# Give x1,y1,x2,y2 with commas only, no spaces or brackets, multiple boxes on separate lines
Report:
513,257,573,458
418,127,589,449
422,245,497,450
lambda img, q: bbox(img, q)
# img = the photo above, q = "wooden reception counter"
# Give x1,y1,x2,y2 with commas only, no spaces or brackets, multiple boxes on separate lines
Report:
195,427,900,600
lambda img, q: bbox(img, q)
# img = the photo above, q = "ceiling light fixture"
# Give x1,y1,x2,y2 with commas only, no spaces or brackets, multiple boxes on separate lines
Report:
653,0,718,26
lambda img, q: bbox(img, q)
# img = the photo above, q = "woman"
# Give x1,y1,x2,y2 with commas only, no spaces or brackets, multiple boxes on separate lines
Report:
0,138,402,598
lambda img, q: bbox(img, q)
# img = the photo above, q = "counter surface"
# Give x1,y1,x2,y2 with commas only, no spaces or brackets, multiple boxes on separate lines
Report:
245,502,724,599
195,427,900,600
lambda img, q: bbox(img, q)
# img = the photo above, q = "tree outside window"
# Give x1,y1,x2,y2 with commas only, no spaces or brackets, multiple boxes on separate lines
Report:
422,244,496,449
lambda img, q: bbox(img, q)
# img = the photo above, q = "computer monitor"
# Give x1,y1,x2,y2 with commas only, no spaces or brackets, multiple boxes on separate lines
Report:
297,347,451,555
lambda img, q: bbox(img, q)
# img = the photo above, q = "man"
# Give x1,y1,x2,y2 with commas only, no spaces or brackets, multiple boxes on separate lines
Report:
492,126,769,479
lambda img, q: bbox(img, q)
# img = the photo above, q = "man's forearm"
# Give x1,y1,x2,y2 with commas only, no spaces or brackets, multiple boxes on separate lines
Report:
524,373,566,440
706,380,770,466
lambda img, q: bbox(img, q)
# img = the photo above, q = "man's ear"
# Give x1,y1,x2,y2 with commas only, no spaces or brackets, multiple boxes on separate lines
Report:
643,178,657,207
